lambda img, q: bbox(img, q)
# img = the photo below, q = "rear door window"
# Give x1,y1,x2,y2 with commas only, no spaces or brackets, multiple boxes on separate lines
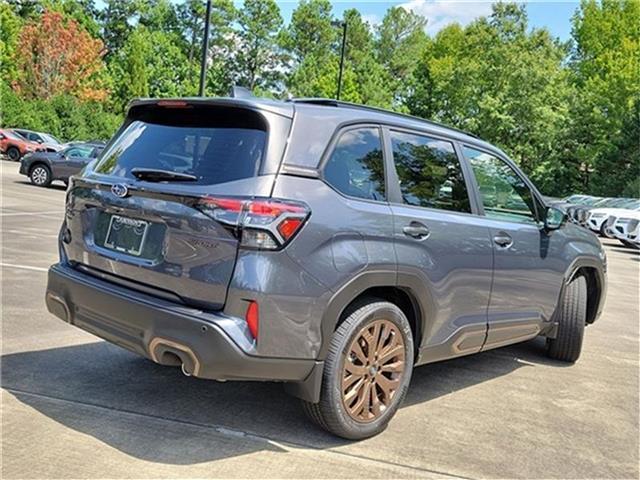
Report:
323,127,386,201
391,130,471,213
95,118,266,185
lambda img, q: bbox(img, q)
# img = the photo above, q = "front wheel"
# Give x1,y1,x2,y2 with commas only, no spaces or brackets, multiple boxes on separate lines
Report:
303,300,414,440
547,275,587,362
30,164,51,187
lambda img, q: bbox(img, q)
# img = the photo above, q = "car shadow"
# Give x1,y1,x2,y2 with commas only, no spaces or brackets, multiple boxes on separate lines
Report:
608,247,639,256
13,179,66,191
1,337,560,464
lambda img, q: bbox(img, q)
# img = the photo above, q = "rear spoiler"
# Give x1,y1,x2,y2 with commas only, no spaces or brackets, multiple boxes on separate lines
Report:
126,97,294,119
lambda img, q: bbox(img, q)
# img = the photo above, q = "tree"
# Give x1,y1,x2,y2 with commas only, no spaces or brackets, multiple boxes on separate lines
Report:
407,4,576,195
110,25,193,109
14,10,108,101
45,0,101,38
139,0,181,37
100,0,142,55
376,6,428,105
0,3,22,84
281,0,336,63
569,0,640,195
235,0,284,91
340,9,393,107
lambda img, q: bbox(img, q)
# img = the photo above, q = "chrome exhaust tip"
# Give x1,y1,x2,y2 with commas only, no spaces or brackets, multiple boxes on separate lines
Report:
149,337,201,377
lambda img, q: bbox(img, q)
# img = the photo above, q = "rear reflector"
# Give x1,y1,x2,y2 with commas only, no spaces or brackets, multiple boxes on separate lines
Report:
196,196,310,250
245,301,259,340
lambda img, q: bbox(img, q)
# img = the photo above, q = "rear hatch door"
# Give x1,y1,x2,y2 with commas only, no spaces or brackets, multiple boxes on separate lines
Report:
63,100,292,310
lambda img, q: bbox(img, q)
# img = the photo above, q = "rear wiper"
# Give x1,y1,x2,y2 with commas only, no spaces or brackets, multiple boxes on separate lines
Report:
131,168,198,182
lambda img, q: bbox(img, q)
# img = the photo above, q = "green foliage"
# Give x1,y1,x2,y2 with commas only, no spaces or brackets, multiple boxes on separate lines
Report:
569,0,640,196
376,6,428,105
281,0,336,62
1,82,121,141
235,0,284,91
0,3,22,84
409,5,579,196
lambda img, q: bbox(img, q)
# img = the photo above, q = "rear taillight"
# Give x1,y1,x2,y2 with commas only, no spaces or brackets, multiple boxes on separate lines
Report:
196,196,310,250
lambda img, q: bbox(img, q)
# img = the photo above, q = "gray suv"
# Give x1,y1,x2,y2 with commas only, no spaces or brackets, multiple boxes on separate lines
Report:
45,96,607,439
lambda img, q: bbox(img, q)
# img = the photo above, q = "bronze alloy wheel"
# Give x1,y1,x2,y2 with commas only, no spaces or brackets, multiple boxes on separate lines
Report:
341,319,406,423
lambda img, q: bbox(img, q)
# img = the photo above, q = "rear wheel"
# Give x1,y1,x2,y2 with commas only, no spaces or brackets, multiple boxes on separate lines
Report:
547,275,587,362
7,147,20,161
30,164,51,187
303,300,414,439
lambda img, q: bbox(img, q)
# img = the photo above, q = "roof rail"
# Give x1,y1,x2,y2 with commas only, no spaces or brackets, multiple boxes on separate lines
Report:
288,98,478,139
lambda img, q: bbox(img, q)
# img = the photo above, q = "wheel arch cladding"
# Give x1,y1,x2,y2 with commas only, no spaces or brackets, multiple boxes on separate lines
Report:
321,280,422,361
573,266,602,325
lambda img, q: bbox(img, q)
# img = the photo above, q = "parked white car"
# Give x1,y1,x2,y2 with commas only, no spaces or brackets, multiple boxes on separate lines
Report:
625,219,640,246
587,199,640,235
611,212,640,248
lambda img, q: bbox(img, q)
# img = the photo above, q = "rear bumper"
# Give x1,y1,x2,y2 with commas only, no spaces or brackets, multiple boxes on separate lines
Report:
45,263,318,384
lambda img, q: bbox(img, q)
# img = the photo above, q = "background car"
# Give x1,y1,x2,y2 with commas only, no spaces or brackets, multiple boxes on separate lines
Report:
625,219,640,246
611,212,640,249
587,199,640,235
19,142,103,187
0,128,43,161
12,128,63,152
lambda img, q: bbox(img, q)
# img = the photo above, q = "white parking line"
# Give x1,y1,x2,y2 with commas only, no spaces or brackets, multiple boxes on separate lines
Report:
0,263,49,272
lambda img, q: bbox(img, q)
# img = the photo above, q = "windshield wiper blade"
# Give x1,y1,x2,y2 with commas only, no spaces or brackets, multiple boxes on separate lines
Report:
131,168,198,182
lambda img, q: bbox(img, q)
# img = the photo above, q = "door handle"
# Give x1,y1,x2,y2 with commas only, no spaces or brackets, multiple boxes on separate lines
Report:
403,223,430,239
493,232,513,248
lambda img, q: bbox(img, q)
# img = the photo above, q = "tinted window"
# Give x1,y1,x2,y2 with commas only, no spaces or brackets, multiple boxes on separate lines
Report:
465,147,538,224
324,128,385,201
66,146,93,158
391,131,470,213
94,120,266,185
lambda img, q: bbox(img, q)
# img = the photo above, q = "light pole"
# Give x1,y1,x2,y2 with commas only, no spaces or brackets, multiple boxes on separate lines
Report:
198,0,212,97
332,20,347,100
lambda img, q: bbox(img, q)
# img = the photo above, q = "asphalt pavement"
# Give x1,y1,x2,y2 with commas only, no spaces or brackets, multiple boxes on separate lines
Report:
1,162,638,478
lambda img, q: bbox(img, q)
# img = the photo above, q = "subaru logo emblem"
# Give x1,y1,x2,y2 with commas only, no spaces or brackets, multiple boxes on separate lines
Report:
111,184,129,198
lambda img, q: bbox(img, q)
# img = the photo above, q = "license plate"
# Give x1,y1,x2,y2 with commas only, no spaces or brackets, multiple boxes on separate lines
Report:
104,215,149,256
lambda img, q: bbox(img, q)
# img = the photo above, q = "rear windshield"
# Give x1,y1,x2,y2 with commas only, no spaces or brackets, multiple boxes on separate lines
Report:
94,107,267,185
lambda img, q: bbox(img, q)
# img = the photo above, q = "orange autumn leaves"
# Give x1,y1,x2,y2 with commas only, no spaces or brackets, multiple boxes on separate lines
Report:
14,10,108,102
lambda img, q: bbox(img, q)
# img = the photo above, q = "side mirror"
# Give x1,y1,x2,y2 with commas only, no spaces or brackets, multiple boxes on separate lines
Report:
36,138,43,144
545,206,566,230
0,134,5,140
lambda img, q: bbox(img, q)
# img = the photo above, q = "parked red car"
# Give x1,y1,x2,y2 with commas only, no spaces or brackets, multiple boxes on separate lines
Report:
0,128,43,161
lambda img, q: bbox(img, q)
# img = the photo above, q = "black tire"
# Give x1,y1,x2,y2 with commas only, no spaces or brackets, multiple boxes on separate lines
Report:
601,222,616,238
547,275,587,362
302,300,414,440
7,146,20,161
29,164,52,187
599,222,608,237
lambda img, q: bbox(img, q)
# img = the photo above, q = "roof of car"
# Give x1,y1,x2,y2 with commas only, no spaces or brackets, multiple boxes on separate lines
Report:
129,96,484,143
127,94,505,161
